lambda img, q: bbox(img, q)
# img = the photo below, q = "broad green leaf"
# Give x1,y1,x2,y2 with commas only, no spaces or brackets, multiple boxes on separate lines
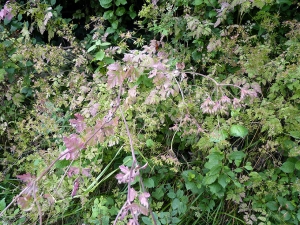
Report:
144,178,155,188
51,0,56,5
194,0,203,5
289,131,300,139
266,201,278,211
203,174,218,185
167,192,176,199
208,10,217,18
280,161,295,173
171,198,180,209
116,7,126,16
230,125,248,138
115,0,127,6
295,161,300,170
228,151,246,161
152,187,164,200
103,10,114,20
99,0,112,8
209,129,228,143
142,217,152,225
218,174,230,188
146,139,154,147
276,0,292,5
209,183,222,195
94,51,105,61
111,20,118,29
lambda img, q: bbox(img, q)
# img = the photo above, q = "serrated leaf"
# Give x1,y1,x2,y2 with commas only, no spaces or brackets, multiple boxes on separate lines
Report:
230,125,248,138
280,161,295,173
143,178,154,188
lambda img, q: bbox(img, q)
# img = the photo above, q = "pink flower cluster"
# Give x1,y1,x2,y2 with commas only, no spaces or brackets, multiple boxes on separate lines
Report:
0,1,13,21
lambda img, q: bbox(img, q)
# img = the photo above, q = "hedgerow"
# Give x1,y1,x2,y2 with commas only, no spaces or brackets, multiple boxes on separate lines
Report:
1,0,300,224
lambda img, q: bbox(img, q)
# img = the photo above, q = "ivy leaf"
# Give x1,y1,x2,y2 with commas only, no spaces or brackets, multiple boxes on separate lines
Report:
280,161,295,173
230,125,248,138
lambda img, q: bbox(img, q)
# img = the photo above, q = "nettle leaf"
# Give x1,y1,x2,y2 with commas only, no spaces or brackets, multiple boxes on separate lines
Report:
228,151,246,161
280,161,295,173
230,125,248,138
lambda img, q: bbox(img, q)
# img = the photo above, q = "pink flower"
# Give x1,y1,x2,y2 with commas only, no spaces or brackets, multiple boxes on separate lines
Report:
220,95,231,104
0,2,13,21
69,114,86,133
139,192,150,208
115,165,140,184
60,134,85,160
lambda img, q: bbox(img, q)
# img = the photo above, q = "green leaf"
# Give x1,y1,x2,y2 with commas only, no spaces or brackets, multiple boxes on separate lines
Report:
111,20,118,29
208,10,217,18
94,51,105,61
167,192,176,199
209,130,228,143
146,139,154,147
115,0,127,6
55,159,70,168
99,0,112,8
87,45,97,53
116,7,126,16
0,198,6,211
0,69,6,82
276,0,292,5
228,151,246,161
203,174,218,185
280,161,295,173
171,198,180,209
289,131,300,139
194,0,203,5
103,10,114,20
128,5,136,19
230,125,248,138
295,161,300,170
51,0,56,5
218,174,230,188
143,178,155,188
152,187,164,200
142,217,152,225
266,201,278,211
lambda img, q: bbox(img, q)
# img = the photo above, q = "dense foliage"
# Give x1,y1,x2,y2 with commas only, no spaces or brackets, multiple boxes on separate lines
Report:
1,0,300,224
